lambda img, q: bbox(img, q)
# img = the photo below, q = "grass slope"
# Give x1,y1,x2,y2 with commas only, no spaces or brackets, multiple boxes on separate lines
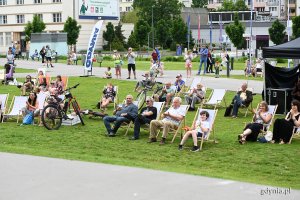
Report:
0,77,299,189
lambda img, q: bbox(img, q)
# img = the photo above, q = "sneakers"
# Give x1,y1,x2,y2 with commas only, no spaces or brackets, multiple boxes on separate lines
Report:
178,145,183,150
159,137,166,145
129,136,139,140
147,138,157,143
126,77,130,79
190,146,200,152
108,132,116,137
188,107,195,111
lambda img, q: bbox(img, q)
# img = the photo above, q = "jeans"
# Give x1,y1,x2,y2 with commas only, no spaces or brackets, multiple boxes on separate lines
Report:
232,95,244,116
133,115,152,138
198,59,207,75
103,116,130,134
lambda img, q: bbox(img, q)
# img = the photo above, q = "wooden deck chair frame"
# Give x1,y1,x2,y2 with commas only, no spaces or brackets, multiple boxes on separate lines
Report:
203,89,226,110
290,127,300,144
36,93,47,124
0,93,9,118
2,96,27,123
194,108,218,150
61,76,68,90
156,105,189,143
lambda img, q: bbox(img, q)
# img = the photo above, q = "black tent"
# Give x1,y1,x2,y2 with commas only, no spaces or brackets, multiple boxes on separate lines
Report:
262,37,300,59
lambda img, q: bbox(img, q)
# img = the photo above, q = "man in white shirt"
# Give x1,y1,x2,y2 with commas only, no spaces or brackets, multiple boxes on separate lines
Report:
148,97,186,144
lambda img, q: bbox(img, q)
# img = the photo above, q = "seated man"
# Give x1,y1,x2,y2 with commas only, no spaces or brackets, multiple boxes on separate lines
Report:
103,95,138,137
31,49,39,60
134,72,154,92
148,97,185,144
153,82,175,108
130,97,157,140
185,83,205,111
231,83,253,118
99,83,116,110
174,74,185,92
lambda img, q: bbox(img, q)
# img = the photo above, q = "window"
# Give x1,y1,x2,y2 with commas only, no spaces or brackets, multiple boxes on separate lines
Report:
120,7,122,12
0,0,7,5
125,7,131,12
0,15,7,24
5,32,11,46
34,0,42,3
36,14,43,21
16,0,24,4
0,33,3,46
52,0,61,2
16,15,25,23
53,13,62,22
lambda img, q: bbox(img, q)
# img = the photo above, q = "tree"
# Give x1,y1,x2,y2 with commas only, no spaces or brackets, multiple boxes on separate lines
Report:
134,19,150,47
191,0,207,8
63,17,81,51
225,12,245,56
218,0,235,11
171,17,188,45
156,19,171,48
103,22,115,51
114,22,126,46
120,10,138,24
234,0,249,11
292,15,300,38
127,31,138,49
111,37,125,51
269,19,286,45
24,14,46,42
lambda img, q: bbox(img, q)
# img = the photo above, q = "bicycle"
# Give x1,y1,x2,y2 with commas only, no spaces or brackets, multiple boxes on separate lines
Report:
41,83,84,130
136,81,164,110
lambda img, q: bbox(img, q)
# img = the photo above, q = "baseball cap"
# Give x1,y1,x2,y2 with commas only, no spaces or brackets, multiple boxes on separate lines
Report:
176,74,182,78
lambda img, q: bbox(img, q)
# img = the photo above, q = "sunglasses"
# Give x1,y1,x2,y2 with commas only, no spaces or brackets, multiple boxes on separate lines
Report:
146,100,151,103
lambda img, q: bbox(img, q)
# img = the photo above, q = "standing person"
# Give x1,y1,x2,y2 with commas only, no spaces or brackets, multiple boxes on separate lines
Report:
126,47,136,79
184,50,193,78
40,46,46,65
197,45,208,75
130,97,157,140
45,45,54,68
207,49,214,73
6,50,14,65
215,61,220,78
221,50,228,72
113,50,122,79
151,49,158,64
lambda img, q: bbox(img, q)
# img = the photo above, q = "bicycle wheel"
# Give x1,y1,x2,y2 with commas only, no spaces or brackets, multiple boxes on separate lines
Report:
72,100,85,125
136,90,146,110
41,104,62,130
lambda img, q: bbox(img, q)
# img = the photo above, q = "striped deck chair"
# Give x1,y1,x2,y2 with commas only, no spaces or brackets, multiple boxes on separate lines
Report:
2,96,27,123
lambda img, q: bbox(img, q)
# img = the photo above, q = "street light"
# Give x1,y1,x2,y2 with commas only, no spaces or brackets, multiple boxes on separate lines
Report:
152,5,154,49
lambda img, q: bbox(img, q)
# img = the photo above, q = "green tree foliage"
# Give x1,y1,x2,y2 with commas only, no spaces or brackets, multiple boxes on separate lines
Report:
234,0,249,11
114,22,126,46
135,19,151,46
156,19,171,48
120,10,138,24
111,37,125,51
103,22,115,51
127,31,138,49
171,17,188,45
292,16,300,38
269,19,286,45
225,13,245,54
63,17,82,46
218,0,248,11
24,14,46,41
191,0,207,8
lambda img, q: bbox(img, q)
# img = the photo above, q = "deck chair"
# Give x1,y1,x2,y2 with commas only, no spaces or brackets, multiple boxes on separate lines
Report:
0,69,5,83
186,77,202,94
2,96,27,123
203,89,226,109
156,105,189,143
195,108,218,150
238,88,254,117
61,76,68,90
36,93,47,122
117,100,139,135
0,94,9,118
100,85,118,109
289,127,300,144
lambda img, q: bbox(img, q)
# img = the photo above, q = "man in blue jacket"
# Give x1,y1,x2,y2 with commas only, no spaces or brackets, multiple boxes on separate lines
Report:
103,95,138,137
197,45,208,75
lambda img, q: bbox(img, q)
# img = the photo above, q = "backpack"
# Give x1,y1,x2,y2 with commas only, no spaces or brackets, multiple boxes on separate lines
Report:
224,105,233,117
23,112,33,125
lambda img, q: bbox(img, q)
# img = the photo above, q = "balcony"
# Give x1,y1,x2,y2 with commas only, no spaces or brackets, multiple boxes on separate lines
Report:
266,1,279,6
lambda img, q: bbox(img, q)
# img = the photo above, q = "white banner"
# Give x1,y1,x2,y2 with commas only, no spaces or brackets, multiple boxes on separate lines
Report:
79,0,119,20
85,20,103,71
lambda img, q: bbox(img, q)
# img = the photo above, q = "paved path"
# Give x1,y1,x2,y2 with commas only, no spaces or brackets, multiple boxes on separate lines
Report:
1,58,263,93
0,152,299,200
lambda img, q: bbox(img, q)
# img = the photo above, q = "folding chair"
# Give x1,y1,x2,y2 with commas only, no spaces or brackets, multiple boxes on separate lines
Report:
238,88,254,117
61,76,68,90
195,108,218,150
156,105,189,143
289,127,300,144
36,93,47,123
0,69,5,83
100,85,118,109
203,89,226,110
0,93,9,118
2,96,27,123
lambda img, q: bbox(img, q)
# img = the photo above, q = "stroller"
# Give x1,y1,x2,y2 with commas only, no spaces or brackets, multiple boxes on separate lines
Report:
2,64,15,85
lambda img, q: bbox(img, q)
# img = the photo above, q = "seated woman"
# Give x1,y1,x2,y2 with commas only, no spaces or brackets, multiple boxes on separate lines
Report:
21,75,34,96
21,92,40,118
272,100,300,144
99,83,116,110
37,70,45,85
38,77,48,91
178,110,210,152
55,75,65,95
238,101,272,144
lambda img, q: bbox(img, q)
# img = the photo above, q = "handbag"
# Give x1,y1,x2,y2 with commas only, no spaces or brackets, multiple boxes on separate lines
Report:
23,111,34,125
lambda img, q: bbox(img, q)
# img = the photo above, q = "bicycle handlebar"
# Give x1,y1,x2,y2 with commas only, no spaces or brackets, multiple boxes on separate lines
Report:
65,83,80,92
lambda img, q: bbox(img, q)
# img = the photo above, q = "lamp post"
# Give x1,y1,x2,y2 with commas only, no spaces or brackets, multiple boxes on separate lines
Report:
152,5,154,49
287,0,291,68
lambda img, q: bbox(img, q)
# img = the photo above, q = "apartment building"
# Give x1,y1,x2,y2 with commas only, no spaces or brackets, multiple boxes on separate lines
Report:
120,0,133,13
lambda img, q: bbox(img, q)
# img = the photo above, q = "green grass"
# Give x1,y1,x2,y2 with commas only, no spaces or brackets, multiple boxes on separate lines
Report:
0,65,36,74
0,77,299,189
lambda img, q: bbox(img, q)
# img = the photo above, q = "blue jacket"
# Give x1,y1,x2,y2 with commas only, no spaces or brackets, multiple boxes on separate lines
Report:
116,103,138,120
199,48,208,61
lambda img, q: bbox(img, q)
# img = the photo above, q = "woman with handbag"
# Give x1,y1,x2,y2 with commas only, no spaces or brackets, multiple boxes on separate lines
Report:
21,92,39,124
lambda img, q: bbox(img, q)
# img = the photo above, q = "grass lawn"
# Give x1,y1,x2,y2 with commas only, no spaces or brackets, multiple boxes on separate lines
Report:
0,65,36,74
0,77,299,189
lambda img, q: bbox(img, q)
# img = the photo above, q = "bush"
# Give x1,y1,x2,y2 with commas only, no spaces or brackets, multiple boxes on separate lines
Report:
276,58,287,63
103,56,113,61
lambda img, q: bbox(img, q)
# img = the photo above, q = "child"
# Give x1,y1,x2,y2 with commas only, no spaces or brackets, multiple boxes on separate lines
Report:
103,67,112,79
215,61,220,78
184,50,193,78
178,110,210,152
